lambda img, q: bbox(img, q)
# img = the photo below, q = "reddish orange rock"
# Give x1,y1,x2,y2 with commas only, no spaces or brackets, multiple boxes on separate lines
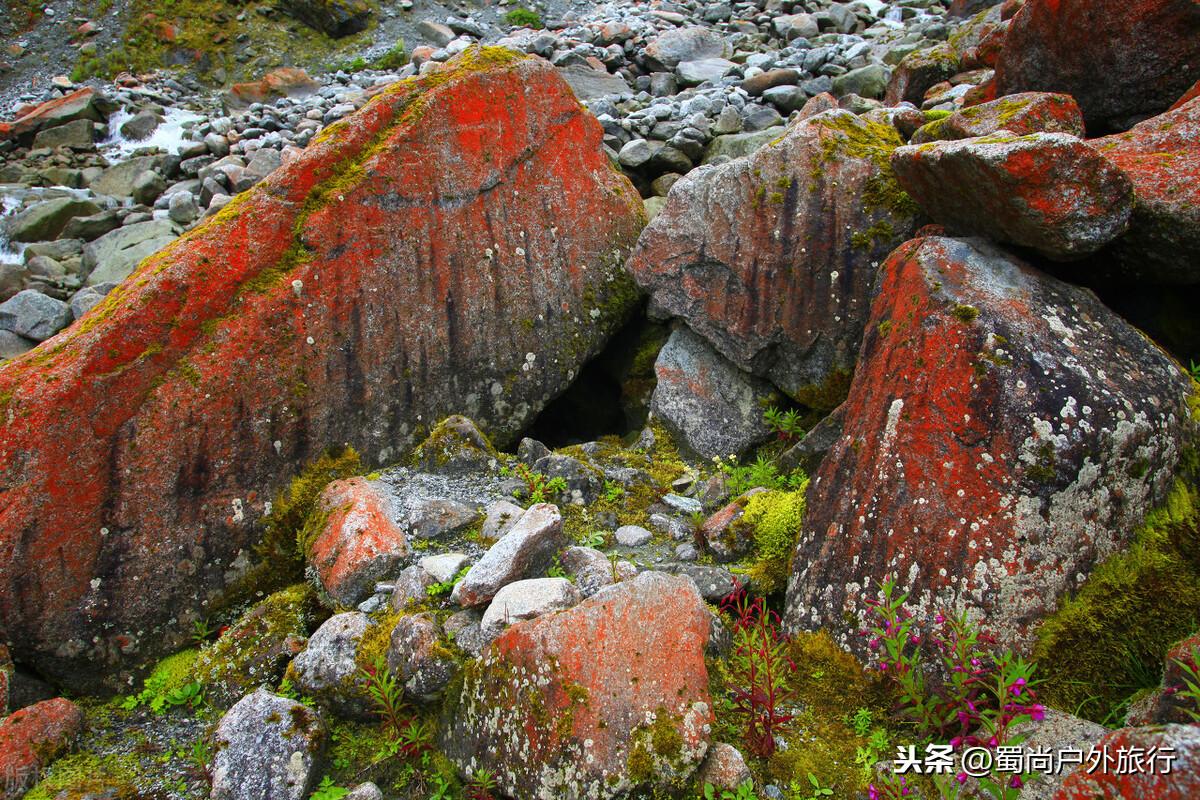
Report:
0,87,110,144
442,571,712,798
1089,96,1200,284
994,0,1200,131
785,236,1196,652
0,697,82,797
0,47,644,689
1054,725,1200,800
227,67,320,108
910,92,1083,143
1171,78,1200,111
307,477,408,606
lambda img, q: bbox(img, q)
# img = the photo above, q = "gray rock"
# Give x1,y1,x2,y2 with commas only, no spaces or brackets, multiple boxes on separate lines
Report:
211,688,324,800
614,525,653,547
560,546,617,597
773,13,820,40
531,454,603,504
832,64,891,99
1009,709,1107,800
405,497,480,540
390,564,436,612
763,85,808,113
344,784,382,800
742,105,784,132
418,20,456,46
701,127,786,163
5,197,102,243
246,148,282,181
676,58,737,87
90,155,161,199
479,577,582,641
412,415,498,475
558,64,632,101
61,209,121,242
120,110,160,141
451,503,565,607
131,170,166,206
280,0,371,36
32,118,95,150
205,133,231,157
168,192,200,225
651,327,776,460
386,613,458,701
0,289,73,341
675,544,699,561
618,138,658,170
667,563,736,602
697,742,753,792
68,286,105,319
289,612,369,714
777,404,845,477
83,219,179,286
516,437,549,465
481,500,526,540
418,553,470,583
0,330,35,360
645,26,730,69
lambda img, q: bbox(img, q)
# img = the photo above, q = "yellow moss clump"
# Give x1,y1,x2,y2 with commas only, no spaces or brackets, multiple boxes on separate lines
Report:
742,487,809,595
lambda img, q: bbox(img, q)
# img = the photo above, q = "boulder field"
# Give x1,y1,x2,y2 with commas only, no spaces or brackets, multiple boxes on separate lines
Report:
0,47,644,689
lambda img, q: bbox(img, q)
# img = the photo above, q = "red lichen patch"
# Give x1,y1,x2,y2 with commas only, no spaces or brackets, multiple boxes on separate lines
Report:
1054,725,1200,800
994,0,1200,131
1170,78,1200,111
306,478,407,607
1088,96,1200,284
0,698,83,795
443,572,711,798
0,88,106,143
0,46,644,690
785,236,1195,653
891,132,1132,259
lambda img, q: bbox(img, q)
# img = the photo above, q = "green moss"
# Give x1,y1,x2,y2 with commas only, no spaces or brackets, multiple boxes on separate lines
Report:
504,7,544,28
146,647,201,694
742,488,809,595
850,218,897,250
1033,477,1200,723
24,751,140,800
791,368,852,414
952,304,979,323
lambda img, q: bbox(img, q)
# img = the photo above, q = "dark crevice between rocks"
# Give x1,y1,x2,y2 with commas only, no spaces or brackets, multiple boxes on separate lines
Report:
1087,282,1200,368
519,301,669,449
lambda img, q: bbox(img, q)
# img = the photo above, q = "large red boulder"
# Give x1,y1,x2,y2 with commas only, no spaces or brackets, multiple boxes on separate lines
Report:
442,572,712,798
0,697,83,798
994,0,1200,132
1089,96,1200,284
0,47,645,689
0,87,112,145
627,110,922,409
891,132,1133,260
1054,724,1200,799
784,236,1196,651
910,92,1084,143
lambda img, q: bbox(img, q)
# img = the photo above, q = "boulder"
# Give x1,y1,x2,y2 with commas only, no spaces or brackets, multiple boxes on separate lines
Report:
644,27,729,69
629,110,922,408
1089,96,1200,284
451,503,564,607
442,572,712,798
891,133,1132,260
785,236,1197,652
994,0,1200,131
0,289,73,342
480,500,526,540
0,88,111,145
884,43,960,106
385,613,458,701
82,218,180,285
5,197,102,243
479,577,582,641
412,414,498,475
1125,632,1200,726
288,611,369,715
650,326,776,460
0,48,644,689
700,127,785,163
119,110,160,141
89,155,162,199
1054,724,1200,799
557,64,632,101
559,545,619,597
226,68,321,110
0,698,82,798
0,331,35,360
832,64,891,100
676,58,736,87
279,0,371,37
211,688,325,800
31,118,95,150
304,477,408,607
911,92,1084,143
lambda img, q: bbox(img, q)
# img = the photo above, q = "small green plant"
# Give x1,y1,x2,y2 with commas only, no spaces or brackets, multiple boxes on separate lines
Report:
703,782,757,800
120,651,204,714
310,776,350,800
1170,644,1200,722
714,454,806,496
191,619,213,645
359,655,408,736
504,7,544,28
792,773,834,800
427,565,471,598
849,707,874,736
372,39,407,70
1189,360,1200,382
512,462,568,503
465,768,499,800
764,406,805,443
603,480,626,502
581,530,607,549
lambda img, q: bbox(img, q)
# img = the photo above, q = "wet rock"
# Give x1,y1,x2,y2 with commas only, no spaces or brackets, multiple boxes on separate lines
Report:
0,697,81,797
651,326,777,461
1089,95,1200,283
306,477,409,607
442,572,712,799
785,236,1197,652
280,0,371,37
451,503,564,607
211,688,325,800
891,133,1133,260
479,577,582,641
994,0,1200,131
5,197,102,243
0,48,644,689
119,109,160,141
386,613,458,701
629,110,921,409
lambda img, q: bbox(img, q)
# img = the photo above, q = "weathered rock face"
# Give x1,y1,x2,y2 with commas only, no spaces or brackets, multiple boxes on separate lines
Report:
442,572,712,799
910,92,1084,143
1089,96,1200,284
884,43,960,106
1053,724,1200,800
785,236,1196,651
0,88,112,145
211,688,325,800
994,0,1200,132
0,47,645,690
280,0,371,37
628,110,922,409
0,697,82,798
306,477,409,607
891,133,1133,260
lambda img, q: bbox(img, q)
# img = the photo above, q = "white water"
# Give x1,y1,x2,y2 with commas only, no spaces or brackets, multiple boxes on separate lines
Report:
0,193,26,266
99,106,204,158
